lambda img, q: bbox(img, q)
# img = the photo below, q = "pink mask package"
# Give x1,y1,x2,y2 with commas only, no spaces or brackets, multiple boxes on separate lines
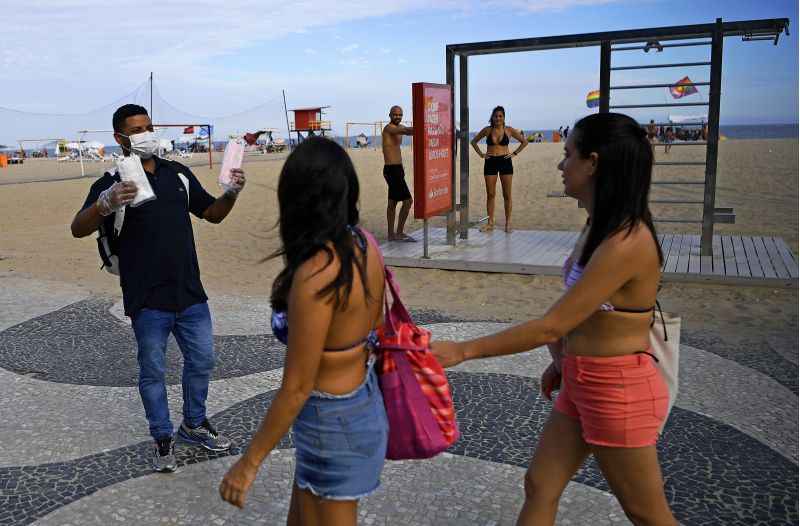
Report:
219,139,244,189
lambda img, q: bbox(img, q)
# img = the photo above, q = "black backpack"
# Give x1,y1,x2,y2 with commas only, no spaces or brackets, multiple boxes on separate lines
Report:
96,168,189,275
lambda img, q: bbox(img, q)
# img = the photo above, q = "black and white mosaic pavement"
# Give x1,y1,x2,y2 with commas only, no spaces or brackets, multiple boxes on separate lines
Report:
0,299,286,386
1,284,797,525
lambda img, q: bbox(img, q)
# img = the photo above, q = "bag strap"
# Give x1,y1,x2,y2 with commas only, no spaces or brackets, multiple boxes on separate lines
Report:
358,227,412,332
652,300,668,342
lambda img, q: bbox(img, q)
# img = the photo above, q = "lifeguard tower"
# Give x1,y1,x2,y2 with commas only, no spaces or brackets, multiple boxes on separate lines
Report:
289,106,332,144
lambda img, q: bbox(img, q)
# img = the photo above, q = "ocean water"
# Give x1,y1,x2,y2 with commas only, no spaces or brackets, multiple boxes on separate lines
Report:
7,124,796,156
718,124,798,139
340,124,797,147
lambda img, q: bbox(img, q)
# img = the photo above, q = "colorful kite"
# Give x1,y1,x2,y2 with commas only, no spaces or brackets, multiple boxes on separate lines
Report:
670,76,699,99
586,90,600,108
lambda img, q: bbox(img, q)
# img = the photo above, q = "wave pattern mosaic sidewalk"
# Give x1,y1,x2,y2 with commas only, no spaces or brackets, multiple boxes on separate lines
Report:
1,286,796,526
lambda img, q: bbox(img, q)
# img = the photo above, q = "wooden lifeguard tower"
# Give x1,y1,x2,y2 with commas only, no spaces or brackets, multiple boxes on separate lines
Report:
288,106,332,144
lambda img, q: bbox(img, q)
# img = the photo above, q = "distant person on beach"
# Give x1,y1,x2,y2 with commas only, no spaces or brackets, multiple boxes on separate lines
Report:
664,127,675,154
381,105,415,241
70,104,245,473
647,120,657,143
470,106,528,233
563,126,570,139
434,113,677,526
219,137,388,525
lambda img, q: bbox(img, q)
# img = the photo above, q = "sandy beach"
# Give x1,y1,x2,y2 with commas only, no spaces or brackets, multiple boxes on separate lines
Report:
0,139,796,343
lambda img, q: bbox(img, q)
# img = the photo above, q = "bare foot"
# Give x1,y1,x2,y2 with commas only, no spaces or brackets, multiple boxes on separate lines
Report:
479,223,495,233
396,233,417,242
505,223,513,233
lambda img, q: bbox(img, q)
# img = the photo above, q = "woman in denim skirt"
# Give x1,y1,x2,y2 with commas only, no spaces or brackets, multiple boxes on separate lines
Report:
220,137,388,525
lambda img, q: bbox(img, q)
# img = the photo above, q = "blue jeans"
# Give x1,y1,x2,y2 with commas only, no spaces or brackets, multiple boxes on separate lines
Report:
132,302,215,440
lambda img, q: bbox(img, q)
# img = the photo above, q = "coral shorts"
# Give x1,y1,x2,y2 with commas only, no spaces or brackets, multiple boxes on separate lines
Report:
554,353,669,448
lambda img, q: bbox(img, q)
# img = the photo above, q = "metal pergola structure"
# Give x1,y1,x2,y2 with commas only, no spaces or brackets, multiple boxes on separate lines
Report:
445,17,790,255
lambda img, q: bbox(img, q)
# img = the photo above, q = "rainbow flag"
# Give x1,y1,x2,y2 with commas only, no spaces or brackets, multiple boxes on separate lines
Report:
670,76,699,99
586,90,600,108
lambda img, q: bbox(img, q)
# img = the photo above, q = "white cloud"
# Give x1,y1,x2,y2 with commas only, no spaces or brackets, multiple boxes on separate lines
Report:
339,57,369,66
397,58,408,64
1,1,453,94
486,0,622,11
339,43,360,53
304,48,318,55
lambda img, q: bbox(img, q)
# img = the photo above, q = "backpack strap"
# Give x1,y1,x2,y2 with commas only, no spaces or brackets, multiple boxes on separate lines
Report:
177,172,190,206
103,168,126,236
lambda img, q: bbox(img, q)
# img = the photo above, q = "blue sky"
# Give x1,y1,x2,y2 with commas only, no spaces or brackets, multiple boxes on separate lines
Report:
0,0,796,143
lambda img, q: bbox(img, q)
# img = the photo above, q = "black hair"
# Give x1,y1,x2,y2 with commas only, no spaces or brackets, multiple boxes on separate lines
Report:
570,112,663,266
489,106,505,125
112,104,149,133
268,136,367,312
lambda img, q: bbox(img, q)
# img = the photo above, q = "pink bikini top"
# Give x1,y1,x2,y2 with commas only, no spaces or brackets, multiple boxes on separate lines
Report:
562,257,654,314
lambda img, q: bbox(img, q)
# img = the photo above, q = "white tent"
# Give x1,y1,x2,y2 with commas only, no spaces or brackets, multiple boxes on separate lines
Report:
668,114,706,124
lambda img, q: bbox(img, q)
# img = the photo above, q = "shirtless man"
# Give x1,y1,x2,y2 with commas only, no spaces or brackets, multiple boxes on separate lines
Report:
647,119,657,144
382,106,415,241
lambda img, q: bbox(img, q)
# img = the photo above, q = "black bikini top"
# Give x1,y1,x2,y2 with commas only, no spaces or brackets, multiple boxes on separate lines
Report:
486,128,510,146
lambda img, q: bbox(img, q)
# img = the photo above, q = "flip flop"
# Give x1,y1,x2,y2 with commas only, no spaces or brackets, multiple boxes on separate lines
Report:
479,223,495,233
397,233,417,242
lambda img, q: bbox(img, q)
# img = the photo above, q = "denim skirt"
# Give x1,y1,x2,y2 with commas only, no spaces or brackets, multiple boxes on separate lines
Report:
292,359,388,500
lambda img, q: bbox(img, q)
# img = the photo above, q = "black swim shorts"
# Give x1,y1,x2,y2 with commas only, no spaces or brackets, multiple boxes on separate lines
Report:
484,155,513,176
383,164,412,201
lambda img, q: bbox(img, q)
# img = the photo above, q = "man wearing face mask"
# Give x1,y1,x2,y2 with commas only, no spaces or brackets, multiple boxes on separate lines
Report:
71,104,246,473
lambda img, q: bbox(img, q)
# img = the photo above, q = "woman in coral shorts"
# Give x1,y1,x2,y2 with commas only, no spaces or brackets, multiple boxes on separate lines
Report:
433,113,677,526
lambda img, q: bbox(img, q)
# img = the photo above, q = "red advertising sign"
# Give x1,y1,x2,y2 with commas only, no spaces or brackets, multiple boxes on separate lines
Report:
412,82,453,219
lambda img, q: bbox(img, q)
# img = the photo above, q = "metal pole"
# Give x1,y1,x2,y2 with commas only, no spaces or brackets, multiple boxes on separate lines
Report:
458,54,470,240
423,219,430,258
282,90,292,150
446,48,457,246
702,18,724,256
207,126,212,169
599,42,611,113
149,72,153,121
78,132,85,177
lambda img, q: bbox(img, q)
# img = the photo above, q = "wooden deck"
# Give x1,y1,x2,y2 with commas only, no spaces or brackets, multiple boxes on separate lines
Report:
381,228,798,287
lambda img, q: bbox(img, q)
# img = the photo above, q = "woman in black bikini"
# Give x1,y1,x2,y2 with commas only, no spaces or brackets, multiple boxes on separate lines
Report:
471,106,528,233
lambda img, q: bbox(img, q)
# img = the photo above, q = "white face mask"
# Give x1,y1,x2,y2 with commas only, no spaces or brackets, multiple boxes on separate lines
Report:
126,131,160,159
